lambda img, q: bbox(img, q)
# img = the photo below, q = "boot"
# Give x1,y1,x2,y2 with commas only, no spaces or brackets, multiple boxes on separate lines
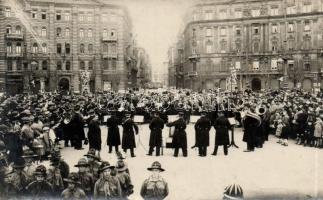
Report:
212,146,218,156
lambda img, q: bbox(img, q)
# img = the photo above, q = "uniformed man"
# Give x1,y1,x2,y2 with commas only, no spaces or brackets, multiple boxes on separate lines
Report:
84,148,101,180
75,158,95,197
121,112,139,157
106,111,121,153
25,165,53,198
212,111,231,156
47,157,65,196
93,161,122,199
116,160,134,199
61,172,87,200
166,111,187,157
140,161,169,200
147,111,165,156
194,111,212,156
21,149,38,180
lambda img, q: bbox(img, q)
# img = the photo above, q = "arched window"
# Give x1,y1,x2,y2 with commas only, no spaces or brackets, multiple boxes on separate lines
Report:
16,26,21,34
66,61,71,71
65,28,70,37
271,40,278,52
6,42,12,53
103,29,108,37
220,40,227,53
65,43,70,54
103,43,108,52
88,29,93,38
42,60,48,70
80,44,85,53
16,43,22,54
88,61,93,70
42,43,47,53
32,43,38,53
57,61,62,70
56,27,62,37
6,25,12,34
206,41,213,54
253,41,260,53
88,44,93,53
41,27,47,37
80,61,85,70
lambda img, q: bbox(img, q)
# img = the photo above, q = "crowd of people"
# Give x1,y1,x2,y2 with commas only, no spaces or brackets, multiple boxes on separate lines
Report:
0,88,322,199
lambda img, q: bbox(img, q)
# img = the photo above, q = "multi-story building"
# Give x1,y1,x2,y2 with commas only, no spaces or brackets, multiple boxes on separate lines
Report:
135,47,152,89
175,0,323,91
0,0,136,94
167,45,176,87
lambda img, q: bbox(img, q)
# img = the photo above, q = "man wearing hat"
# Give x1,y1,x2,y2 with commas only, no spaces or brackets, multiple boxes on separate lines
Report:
106,111,121,154
116,160,134,199
61,172,86,200
84,148,101,180
148,111,165,156
70,105,86,150
140,161,169,200
25,165,53,198
94,161,122,199
121,112,139,157
194,110,212,156
87,110,102,156
47,156,65,196
21,116,35,150
21,149,38,180
10,157,30,194
75,158,95,197
49,149,70,180
212,111,231,156
166,111,188,157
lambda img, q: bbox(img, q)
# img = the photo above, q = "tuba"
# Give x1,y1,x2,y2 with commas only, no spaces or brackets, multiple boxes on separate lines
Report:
256,105,267,116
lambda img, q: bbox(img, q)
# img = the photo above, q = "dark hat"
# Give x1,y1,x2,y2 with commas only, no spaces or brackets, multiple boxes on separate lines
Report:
21,117,31,122
13,157,26,169
147,161,164,172
84,148,100,161
74,105,80,111
116,151,126,160
88,109,95,116
99,161,113,173
63,172,81,185
21,149,38,159
74,158,89,167
33,165,47,176
116,160,128,172
223,184,244,200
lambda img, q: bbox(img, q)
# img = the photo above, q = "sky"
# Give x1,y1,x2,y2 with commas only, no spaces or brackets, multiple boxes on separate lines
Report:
125,0,194,74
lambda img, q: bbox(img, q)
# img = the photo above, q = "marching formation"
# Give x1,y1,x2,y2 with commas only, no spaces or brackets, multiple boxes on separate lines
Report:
0,88,322,199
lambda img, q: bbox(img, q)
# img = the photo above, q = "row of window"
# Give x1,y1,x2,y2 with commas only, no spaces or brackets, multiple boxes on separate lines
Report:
194,22,310,37
193,37,312,54
5,25,22,34
194,2,318,21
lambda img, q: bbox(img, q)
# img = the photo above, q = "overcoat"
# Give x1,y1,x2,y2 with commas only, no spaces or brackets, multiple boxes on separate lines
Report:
214,116,231,146
106,115,121,146
122,118,139,149
194,116,212,147
166,118,187,149
88,118,102,151
149,117,165,147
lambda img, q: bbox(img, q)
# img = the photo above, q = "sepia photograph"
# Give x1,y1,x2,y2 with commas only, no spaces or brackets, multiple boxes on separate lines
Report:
0,0,323,199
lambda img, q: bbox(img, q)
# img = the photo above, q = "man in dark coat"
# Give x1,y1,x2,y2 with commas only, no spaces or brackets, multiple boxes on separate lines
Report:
70,105,85,150
194,111,212,156
122,112,139,157
87,110,101,153
166,111,187,157
148,111,165,156
61,112,73,147
242,109,262,152
212,111,231,156
106,111,121,153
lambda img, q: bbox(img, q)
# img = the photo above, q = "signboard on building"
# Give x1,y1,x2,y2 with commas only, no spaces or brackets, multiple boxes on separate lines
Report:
103,81,112,91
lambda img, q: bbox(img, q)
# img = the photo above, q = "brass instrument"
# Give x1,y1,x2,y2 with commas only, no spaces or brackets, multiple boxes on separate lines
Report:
256,105,267,116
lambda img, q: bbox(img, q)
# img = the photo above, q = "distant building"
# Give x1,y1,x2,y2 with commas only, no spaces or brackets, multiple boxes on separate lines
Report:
0,0,136,94
173,0,323,91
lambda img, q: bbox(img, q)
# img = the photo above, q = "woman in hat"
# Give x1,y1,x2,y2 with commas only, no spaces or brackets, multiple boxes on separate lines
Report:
116,160,134,199
140,161,169,200
25,165,53,198
94,161,122,199
75,158,95,197
61,172,86,200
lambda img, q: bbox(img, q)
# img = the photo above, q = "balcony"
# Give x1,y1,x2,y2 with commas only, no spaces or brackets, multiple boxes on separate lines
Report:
102,53,117,59
188,54,200,61
6,52,23,58
6,33,24,40
102,36,117,42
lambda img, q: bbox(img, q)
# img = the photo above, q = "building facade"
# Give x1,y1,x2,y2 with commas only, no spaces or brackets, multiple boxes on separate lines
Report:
0,0,136,94
174,0,323,91
134,47,152,89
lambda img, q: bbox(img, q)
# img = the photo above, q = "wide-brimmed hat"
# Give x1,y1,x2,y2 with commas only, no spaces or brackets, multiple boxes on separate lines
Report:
223,184,244,200
12,157,26,169
147,161,164,172
63,172,81,185
116,160,128,172
21,149,38,159
74,158,89,167
99,161,114,173
84,148,100,161
116,151,126,160
33,165,47,176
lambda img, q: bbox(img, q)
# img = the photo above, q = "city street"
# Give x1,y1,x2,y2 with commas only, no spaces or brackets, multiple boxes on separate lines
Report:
56,123,323,200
